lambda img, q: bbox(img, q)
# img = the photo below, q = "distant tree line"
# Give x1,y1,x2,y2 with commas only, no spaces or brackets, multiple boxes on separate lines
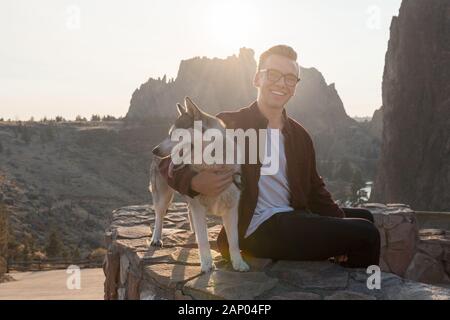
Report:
1,115,124,148
36,115,123,122
0,115,123,123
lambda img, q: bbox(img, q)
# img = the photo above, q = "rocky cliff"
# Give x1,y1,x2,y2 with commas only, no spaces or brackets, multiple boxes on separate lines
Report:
125,48,257,123
369,106,383,140
125,48,355,135
372,0,450,211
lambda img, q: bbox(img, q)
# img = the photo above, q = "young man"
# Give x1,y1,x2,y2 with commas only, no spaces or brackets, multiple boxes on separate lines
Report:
159,45,380,268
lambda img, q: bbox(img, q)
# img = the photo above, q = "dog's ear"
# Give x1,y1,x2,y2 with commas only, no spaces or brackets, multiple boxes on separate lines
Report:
185,97,203,120
176,103,187,116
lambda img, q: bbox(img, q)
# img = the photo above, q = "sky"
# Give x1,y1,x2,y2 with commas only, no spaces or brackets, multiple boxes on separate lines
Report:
0,0,402,120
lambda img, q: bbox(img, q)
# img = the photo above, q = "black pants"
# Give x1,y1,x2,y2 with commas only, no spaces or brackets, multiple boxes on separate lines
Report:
241,207,380,268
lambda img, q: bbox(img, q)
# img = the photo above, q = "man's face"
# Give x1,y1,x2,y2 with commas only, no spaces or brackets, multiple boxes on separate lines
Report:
253,54,299,110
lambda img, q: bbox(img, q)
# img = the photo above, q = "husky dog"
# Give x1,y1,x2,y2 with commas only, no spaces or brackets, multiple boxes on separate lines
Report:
149,97,250,272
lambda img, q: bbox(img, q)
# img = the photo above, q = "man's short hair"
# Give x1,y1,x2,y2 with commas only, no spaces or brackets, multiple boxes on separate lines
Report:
258,45,298,71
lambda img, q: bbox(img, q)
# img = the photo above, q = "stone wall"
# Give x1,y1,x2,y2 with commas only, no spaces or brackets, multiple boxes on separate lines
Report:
103,203,450,300
362,203,450,284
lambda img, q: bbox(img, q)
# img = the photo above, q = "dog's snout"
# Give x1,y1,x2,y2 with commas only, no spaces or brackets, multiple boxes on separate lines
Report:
152,146,162,157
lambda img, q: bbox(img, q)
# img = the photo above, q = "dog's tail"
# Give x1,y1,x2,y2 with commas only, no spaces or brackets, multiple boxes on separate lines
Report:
149,157,160,194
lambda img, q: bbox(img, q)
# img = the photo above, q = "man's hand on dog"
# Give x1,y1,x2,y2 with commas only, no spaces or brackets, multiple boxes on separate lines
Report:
191,166,235,197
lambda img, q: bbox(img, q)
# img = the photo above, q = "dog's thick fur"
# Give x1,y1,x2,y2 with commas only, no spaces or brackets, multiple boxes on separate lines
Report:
149,97,249,272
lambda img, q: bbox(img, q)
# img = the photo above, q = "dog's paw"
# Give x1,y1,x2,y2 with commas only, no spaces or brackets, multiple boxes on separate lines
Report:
150,238,163,247
200,260,216,273
232,258,250,272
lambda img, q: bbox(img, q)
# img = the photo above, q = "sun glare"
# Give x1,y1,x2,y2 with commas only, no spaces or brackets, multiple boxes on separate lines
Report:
205,1,260,51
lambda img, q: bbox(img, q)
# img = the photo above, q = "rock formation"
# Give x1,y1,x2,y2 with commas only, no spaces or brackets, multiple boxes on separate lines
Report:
368,106,383,140
372,0,450,211
125,48,257,123
125,48,355,136
103,203,450,300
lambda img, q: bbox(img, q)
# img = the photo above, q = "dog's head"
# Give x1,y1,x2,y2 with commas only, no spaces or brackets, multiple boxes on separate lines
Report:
152,97,226,159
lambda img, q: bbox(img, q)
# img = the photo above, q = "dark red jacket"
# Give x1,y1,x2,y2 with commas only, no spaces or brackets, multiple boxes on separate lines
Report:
159,101,344,259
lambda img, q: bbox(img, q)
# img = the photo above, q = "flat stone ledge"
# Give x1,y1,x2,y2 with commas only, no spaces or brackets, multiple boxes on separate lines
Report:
104,203,450,300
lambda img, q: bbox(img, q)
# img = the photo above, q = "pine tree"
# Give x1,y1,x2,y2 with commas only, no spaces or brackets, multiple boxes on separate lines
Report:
72,247,81,260
351,169,366,205
6,225,20,261
75,115,87,122
0,204,8,263
90,114,101,122
61,247,70,261
22,243,30,261
336,158,353,181
24,232,35,255
45,230,63,258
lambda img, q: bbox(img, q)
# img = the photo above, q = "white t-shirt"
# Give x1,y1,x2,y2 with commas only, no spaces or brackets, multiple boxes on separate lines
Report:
245,128,293,238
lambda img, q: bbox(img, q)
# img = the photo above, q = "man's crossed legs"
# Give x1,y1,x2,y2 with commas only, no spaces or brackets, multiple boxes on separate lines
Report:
241,207,380,268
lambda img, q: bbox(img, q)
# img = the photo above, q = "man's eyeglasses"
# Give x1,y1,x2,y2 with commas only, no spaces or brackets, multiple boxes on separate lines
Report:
259,69,300,87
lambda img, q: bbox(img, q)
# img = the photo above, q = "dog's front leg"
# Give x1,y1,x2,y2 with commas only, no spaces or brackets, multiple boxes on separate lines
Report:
151,188,174,247
222,205,250,272
189,200,214,273
187,204,195,235
151,207,165,247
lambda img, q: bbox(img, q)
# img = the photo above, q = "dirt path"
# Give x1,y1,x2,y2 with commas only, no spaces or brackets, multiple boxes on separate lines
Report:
0,268,105,300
